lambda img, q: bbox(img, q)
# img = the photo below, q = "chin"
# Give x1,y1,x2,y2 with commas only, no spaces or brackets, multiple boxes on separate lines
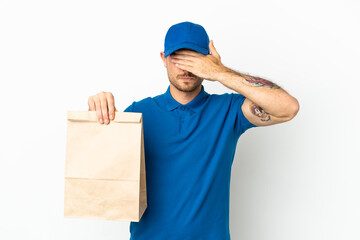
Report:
178,82,201,92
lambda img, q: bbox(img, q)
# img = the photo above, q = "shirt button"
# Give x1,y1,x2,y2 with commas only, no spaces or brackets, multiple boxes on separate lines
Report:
180,106,185,110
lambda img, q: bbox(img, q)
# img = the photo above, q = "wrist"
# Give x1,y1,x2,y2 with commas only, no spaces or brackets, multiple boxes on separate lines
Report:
215,66,234,83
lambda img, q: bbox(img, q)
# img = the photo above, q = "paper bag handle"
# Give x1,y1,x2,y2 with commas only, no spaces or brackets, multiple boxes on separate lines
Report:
67,111,142,123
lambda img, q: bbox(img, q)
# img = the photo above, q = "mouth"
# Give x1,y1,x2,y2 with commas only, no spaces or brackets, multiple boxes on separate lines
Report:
180,77,194,81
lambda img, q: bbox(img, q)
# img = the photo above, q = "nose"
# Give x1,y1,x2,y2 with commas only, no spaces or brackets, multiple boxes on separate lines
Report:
181,70,191,76
177,67,188,74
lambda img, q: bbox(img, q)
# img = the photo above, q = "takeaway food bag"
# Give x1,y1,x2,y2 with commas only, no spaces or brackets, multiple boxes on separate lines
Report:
64,110,147,221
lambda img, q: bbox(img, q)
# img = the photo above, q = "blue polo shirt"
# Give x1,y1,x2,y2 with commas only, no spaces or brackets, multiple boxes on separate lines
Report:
124,84,257,240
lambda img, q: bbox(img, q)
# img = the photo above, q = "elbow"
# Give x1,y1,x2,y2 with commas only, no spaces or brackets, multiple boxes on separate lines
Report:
286,98,300,121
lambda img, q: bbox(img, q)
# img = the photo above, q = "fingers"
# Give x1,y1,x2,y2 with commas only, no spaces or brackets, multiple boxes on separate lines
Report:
93,94,104,124
107,94,116,120
100,93,109,124
88,91,116,124
88,97,96,111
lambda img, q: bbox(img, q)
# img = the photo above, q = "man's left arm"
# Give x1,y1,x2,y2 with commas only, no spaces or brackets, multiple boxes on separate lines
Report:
171,40,300,127
216,68,300,126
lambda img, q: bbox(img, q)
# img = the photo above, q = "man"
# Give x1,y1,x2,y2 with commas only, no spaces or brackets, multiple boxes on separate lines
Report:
88,21,299,240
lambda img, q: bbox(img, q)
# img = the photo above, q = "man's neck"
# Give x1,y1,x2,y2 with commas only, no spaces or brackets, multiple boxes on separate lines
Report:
169,84,202,105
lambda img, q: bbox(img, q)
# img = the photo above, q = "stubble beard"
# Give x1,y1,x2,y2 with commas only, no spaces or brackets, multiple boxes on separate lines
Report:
168,75,203,93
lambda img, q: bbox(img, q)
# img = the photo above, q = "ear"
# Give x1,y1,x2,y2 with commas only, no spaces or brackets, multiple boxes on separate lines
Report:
160,51,167,68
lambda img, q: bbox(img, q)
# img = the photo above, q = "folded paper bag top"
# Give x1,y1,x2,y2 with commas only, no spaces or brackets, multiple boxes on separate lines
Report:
67,110,142,123
64,110,147,222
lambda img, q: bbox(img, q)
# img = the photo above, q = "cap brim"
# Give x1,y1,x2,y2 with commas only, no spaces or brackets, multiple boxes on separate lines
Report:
164,42,209,57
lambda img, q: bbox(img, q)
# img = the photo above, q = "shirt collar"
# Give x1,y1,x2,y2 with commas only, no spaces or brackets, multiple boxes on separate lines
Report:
163,84,208,112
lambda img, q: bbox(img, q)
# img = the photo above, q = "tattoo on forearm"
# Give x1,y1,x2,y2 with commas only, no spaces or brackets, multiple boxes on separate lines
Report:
241,74,280,89
250,104,271,121
225,68,280,89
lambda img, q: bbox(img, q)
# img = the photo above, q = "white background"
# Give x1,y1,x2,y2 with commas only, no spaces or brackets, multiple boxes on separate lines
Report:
1,0,359,239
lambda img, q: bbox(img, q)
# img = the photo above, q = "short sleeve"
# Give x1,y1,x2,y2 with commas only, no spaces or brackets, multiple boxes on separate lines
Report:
231,93,258,136
123,101,135,112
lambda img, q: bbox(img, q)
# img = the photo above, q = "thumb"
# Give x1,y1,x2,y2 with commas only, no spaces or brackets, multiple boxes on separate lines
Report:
209,40,219,58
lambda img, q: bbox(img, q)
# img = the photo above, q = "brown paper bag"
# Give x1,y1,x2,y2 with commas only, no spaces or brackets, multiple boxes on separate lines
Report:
64,110,147,222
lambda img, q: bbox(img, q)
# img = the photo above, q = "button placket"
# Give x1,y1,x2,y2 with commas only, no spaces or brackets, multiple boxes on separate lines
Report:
177,106,188,132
